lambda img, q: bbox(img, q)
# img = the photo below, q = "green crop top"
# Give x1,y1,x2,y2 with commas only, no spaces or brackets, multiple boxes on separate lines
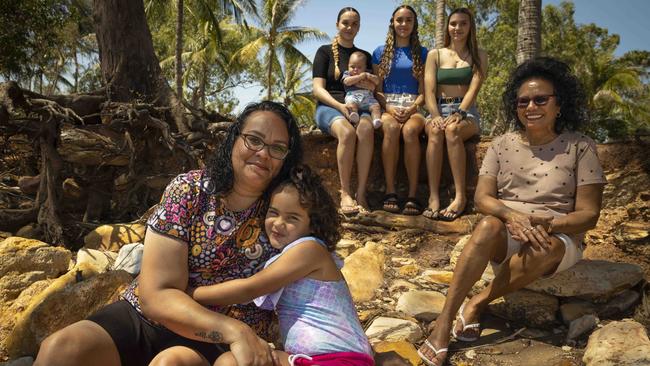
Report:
436,50,473,85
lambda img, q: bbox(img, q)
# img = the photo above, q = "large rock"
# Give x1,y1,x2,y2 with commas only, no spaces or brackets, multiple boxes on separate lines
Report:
341,241,385,302
76,248,118,273
395,290,446,322
488,289,559,328
373,340,421,366
0,237,71,279
83,223,146,252
525,260,644,299
3,264,132,358
583,319,650,365
365,317,423,344
0,272,47,304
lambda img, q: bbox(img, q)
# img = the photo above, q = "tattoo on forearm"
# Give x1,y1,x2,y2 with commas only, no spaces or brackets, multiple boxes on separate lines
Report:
195,330,223,343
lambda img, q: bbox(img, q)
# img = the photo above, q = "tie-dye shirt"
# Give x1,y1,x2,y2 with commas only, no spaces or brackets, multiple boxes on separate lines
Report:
254,237,372,356
121,170,279,338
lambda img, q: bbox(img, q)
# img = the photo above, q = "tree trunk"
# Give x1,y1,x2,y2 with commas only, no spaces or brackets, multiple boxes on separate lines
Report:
515,0,542,65
267,45,274,101
93,0,189,132
176,0,184,103
435,0,446,48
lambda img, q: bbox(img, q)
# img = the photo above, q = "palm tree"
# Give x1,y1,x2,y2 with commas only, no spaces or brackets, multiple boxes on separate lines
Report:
435,0,446,48
515,0,541,65
280,53,315,126
232,0,327,100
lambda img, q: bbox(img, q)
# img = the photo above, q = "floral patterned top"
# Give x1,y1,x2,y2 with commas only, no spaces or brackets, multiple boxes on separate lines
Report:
121,169,279,338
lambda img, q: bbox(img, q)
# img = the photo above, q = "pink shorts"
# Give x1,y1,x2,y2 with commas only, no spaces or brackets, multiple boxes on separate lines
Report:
289,352,374,366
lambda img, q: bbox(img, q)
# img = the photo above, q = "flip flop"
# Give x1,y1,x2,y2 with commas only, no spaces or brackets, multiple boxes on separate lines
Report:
438,206,466,222
382,193,400,213
422,207,440,220
417,339,448,366
402,197,422,216
451,303,481,342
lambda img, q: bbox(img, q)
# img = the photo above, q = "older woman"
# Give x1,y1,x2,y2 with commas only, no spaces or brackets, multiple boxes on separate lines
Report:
34,101,303,366
418,57,607,366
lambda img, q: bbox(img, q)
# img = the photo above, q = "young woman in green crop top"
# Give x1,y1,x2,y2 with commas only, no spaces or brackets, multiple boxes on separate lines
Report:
422,7,488,222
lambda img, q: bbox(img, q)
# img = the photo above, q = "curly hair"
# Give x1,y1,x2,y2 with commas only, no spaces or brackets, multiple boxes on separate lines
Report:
274,165,341,252
502,57,588,133
332,7,360,80
378,5,424,80
444,8,482,75
206,101,303,197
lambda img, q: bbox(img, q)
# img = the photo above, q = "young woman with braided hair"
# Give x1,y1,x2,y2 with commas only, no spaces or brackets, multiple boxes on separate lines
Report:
313,7,376,215
372,5,428,215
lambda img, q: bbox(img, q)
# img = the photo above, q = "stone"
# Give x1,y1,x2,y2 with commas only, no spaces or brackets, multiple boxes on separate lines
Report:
14,225,42,241
0,271,47,303
395,290,446,322
83,223,146,252
391,257,415,266
488,289,559,328
525,260,644,299
336,238,359,249
583,319,650,365
373,340,421,366
0,231,11,240
0,237,71,278
341,241,385,302
597,290,641,318
419,269,454,285
365,317,422,344
397,264,419,277
4,264,132,358
567,314,599,340
112,243,144,275
76,248,118,273
560,301,597,325
389,279,417,293
17,176,39,195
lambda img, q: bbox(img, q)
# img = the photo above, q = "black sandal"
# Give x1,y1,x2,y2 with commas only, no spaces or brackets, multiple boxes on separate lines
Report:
382,193,400,213
402,197,422,216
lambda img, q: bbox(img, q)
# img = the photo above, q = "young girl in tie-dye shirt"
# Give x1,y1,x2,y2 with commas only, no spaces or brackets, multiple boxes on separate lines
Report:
190,165,374,366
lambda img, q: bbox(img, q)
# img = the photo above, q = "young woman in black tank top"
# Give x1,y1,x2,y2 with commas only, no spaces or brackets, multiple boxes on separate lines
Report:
422,7,488,222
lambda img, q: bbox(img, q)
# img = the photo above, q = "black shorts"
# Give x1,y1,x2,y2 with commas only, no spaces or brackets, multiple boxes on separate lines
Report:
87,300,227,366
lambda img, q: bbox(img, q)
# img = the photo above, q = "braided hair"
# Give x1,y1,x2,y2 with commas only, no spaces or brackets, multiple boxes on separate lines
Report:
332,7,360,80
378,5,424,80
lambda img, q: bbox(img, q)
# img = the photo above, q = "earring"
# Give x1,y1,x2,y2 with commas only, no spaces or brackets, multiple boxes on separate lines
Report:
556,111,562,118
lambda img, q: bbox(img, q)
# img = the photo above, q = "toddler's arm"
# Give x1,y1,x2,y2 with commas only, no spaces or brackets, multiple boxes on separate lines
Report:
191,240,326,306
342,73,367,86
364,72,380,86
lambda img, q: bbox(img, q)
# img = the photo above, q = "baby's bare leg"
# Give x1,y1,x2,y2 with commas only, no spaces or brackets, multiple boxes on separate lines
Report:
369,103,382,121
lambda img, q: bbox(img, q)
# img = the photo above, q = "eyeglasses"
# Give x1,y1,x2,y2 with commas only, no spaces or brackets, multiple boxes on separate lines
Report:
516,95,556,109
240,133,290,160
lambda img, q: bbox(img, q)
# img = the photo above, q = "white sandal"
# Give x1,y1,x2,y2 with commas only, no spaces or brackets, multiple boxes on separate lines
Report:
417,339,448,366
451,302,481,342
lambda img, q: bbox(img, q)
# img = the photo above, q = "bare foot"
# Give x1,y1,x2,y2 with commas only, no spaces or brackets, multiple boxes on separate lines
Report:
453,301,482,341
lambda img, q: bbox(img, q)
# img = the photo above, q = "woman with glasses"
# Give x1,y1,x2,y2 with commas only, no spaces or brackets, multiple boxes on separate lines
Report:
418,57,606,366
313,7,376,215
35,101,303,366
423,7,487,221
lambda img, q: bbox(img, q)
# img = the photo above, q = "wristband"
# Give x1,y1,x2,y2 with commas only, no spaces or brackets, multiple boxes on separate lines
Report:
457,108,468,119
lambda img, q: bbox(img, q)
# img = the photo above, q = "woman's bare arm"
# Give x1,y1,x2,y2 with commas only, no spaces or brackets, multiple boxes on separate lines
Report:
192,241,327,306
138,229,273,366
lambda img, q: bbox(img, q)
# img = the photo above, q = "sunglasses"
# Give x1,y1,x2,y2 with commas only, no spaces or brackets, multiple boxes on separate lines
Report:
240,133,290,160
516,94,556,109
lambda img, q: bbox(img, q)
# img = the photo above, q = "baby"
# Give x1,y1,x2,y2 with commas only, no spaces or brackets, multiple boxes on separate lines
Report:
342,51,382,129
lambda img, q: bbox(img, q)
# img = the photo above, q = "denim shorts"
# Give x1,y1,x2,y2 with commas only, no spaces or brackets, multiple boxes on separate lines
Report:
432,101,481,127
315,104,369,135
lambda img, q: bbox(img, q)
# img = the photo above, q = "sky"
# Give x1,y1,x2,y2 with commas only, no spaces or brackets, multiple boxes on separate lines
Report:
233,0,650,110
